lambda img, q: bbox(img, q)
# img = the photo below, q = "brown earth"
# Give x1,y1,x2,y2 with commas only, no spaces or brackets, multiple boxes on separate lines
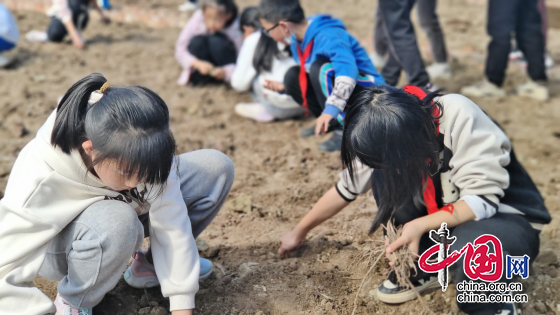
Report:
2,1,560,314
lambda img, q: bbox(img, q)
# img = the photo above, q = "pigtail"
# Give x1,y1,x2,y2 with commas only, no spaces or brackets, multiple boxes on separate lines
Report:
51,73,106,154
253,33,282,73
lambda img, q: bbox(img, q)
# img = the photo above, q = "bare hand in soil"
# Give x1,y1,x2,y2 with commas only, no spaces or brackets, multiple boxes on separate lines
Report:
101,15,111,24
263,79,285,93
278,229,304,257
73,37,85,50
211,67,226,81
385,222,423,265
193,60,214,75
315,113,334,136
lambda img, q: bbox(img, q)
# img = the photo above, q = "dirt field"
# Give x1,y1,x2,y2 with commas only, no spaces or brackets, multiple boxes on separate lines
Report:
2,0,560,314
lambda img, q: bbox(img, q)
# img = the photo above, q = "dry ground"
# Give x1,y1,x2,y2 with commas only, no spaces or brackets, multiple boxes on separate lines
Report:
1,1,560,314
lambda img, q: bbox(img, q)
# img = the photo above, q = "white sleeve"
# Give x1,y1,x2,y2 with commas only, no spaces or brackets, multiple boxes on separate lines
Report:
148,169,199,311
335,161,373,201
231,32,260,92
326,76,357,113
0,203,58,315
442,94,510,206
460,195,498,220
53,0,72,22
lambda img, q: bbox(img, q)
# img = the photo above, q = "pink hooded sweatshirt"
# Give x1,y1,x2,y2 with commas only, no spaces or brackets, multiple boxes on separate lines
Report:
175,9,243,85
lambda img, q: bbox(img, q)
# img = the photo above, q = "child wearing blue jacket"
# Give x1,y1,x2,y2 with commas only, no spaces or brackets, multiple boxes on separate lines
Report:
0,3,19,68
258,0,385,151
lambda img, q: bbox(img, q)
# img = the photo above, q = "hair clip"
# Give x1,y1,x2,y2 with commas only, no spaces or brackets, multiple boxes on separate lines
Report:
100,82,110,94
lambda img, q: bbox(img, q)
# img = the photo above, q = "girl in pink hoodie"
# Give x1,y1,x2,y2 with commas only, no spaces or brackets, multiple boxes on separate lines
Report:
175,0,243,86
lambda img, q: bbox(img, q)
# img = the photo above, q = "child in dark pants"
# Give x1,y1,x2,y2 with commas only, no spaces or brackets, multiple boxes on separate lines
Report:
25,0,110,49
175,0,242,86
258,0,384,152
461,0,548,101
282,58,370,146
278,85,550,315
187,32,238,85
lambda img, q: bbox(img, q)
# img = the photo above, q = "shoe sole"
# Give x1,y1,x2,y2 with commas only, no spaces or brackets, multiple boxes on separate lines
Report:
199,269,213,280
234,106,274,123
376,279,441,304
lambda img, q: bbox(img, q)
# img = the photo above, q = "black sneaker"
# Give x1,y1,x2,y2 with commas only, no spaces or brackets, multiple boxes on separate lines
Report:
376,275,439,304
300,125,315,138
318,129,343,152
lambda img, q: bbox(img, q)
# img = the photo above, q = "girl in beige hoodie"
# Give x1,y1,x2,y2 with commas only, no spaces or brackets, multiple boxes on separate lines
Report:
277,85,550,315
0,73,234,315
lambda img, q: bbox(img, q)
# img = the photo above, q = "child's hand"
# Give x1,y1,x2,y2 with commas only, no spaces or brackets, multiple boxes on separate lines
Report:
385,221,424,266
73,36,85,49
211,67,226,80
263,79,285,93
101,14,111,24
278,229,305,257
193,60,214,75
315,113,334,136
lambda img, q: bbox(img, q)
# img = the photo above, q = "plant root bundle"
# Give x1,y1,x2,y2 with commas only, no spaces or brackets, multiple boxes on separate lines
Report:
384,221,417,288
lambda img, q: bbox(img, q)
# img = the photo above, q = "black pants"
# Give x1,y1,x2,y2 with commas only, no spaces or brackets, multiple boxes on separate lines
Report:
485,0,547,86
372,173,540,315
187,33,237,85
377,0,430,87
46,0,89,42
283,59,366,121
375,0,447,64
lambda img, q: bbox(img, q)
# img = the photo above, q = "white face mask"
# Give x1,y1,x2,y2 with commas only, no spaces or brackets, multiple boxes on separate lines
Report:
280,25,294,45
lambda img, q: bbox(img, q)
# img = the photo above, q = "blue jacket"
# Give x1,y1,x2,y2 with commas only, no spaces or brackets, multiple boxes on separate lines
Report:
290,14,384,117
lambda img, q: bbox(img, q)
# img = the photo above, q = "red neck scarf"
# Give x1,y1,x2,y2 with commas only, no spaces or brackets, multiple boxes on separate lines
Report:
297,40,314,117
403,85,452,215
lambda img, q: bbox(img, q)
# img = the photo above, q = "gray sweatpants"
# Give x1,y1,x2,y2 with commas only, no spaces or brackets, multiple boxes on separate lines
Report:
38,149,234,309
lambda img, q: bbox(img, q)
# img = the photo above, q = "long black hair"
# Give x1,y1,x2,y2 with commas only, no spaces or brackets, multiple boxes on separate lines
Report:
341,85,444,234
200,0,238,28
239,6,261,32
239,6,286,73
51,73,176,196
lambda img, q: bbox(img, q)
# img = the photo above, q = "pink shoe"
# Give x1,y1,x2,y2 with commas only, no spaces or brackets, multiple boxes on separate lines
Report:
54,293,93,315
123,250,213,289
123,250,159,289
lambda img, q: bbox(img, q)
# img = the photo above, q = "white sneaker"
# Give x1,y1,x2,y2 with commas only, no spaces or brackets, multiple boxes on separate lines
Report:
426,62,452,79
509,49,524,61
461,80,507,98
234,102,275,123
178,1,197,12
369,52,387,70
515,80,549,101
26,30,49,43
545,51,554,68
0,54,11,68
424,82,439,92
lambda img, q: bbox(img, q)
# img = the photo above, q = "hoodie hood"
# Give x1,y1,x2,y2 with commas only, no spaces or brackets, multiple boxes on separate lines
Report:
300,14,346,47
290,14,384,83
36,110,108,188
